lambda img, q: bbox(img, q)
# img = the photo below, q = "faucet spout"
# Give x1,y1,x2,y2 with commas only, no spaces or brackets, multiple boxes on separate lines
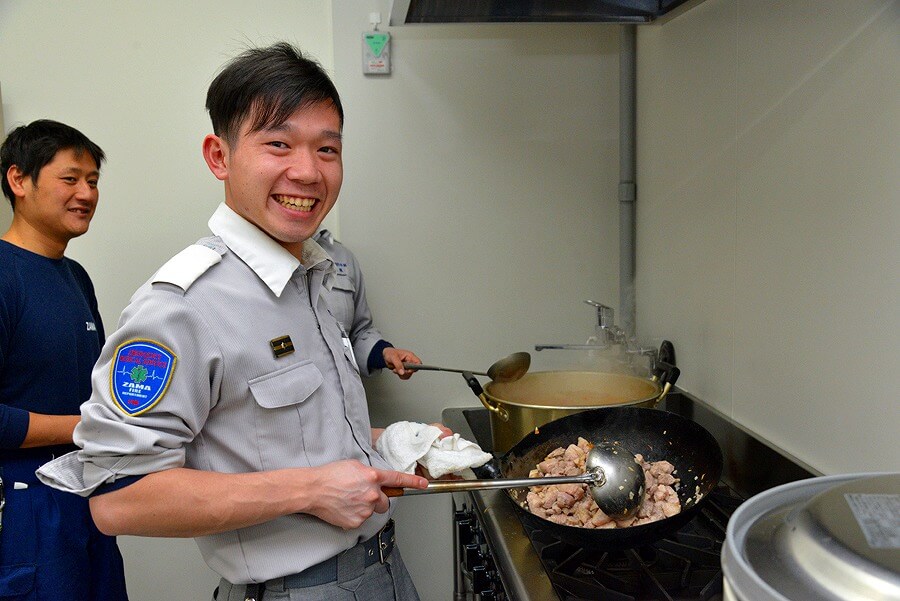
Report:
534,343,611,352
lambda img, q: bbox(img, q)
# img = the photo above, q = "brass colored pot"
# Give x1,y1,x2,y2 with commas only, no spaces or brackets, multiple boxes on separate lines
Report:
477,371,672,453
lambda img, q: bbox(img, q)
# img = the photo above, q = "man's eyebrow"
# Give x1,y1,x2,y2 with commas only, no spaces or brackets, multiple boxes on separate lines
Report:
60,166,100,178
263,123,343,142
61,167,100,176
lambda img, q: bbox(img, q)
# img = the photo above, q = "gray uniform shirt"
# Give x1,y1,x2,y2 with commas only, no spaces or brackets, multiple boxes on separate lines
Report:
313,230,386,376
38,203,393,583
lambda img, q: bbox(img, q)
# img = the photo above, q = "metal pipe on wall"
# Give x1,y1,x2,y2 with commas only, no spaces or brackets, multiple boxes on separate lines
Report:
619,25,637,338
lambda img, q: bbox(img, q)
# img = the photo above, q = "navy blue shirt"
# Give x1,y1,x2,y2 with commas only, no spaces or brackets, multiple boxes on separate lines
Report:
0,240,105,458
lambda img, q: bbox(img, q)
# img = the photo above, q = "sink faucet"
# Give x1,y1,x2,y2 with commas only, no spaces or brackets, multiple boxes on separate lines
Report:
534,300,659,371
585,300,627,346
534,300,624,352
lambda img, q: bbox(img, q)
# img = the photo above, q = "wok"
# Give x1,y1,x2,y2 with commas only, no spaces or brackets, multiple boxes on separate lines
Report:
499,406,723,549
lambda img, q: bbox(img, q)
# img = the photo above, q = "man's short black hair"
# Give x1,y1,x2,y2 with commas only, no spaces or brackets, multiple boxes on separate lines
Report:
1,119,105,209
206,42,344,146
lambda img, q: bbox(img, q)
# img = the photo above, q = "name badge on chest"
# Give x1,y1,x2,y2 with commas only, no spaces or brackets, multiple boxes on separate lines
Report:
270,335,295,358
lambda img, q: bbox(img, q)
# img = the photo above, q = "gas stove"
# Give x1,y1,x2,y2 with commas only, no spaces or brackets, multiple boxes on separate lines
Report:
443,390,819,601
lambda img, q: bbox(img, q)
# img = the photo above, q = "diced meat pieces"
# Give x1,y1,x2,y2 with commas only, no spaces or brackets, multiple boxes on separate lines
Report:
525,441,681,529
631,455,681,525
563,444,584,462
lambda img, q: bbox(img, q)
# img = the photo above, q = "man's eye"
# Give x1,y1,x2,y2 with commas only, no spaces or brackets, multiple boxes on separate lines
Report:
268,141,288,149
320,146,340,155
62,177,77,183
88,180,99,188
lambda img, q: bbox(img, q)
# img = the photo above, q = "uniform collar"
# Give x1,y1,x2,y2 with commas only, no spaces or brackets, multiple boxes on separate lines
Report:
315,228,335,244
208,202,334,297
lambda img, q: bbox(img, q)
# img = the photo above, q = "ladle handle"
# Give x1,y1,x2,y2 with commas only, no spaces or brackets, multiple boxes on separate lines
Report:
401,363,488,377
383,473,599,497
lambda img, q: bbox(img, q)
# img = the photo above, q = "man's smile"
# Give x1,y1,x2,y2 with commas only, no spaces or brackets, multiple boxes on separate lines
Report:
273,194,317,212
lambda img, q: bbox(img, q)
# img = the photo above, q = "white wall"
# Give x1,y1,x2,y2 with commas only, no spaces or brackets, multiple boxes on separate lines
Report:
1,2,335,599
330,2,623,598
635,0,900,474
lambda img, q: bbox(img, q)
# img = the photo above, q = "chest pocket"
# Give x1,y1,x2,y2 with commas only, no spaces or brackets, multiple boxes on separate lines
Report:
331,273,356,294
248,361,324,469
325,275,356,333
248,361,322,408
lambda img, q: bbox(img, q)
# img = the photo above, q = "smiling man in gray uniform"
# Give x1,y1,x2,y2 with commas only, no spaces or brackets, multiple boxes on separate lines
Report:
37,43,430,601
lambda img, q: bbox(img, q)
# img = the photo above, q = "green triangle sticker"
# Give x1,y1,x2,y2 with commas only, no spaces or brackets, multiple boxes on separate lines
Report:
365,33,388,57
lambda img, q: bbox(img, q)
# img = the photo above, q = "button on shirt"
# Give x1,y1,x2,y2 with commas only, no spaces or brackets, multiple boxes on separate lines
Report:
38,203,394,584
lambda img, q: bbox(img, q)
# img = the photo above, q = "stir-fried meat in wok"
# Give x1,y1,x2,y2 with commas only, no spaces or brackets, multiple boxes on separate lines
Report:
525,437,681,528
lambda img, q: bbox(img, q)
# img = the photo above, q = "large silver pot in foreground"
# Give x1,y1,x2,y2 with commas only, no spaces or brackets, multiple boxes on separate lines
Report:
464,362,680,454
722,472,900,601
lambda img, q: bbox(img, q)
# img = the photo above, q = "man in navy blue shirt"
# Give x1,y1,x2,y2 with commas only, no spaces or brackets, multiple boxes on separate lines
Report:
0,120,128,600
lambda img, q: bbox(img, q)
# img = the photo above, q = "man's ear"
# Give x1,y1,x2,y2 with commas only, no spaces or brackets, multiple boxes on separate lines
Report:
6,165,28,197
202,134,230,181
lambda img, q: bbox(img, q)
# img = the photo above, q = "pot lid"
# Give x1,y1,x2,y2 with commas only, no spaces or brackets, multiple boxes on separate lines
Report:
733,473,900,601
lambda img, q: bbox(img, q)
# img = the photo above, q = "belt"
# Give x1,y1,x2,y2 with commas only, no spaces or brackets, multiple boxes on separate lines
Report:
239,519,395,600
286,518,395,587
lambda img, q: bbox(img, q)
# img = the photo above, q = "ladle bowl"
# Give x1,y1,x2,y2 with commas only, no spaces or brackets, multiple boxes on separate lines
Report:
383,443,645,520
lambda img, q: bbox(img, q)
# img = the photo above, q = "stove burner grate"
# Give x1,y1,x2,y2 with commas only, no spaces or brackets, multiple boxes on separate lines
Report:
522,487,741,601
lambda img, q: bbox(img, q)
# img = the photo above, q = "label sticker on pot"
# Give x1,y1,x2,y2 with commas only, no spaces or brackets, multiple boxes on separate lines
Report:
845,493,900,549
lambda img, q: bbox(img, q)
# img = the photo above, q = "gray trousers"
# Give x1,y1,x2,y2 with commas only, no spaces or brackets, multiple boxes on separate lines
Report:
215,546,420,601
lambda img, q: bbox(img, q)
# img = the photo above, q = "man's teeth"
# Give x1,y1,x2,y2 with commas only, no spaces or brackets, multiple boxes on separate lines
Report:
275,195,316,211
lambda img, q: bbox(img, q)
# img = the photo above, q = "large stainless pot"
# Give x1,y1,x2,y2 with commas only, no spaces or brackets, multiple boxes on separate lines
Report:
464,362,680,453
722,472,900,601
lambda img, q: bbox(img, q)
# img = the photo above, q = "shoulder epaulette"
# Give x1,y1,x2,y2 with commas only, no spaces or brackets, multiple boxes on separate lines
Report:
151,237,227,292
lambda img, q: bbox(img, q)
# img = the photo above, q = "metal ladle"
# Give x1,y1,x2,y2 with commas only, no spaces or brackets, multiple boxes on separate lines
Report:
383,441,646,520
401,351,531,383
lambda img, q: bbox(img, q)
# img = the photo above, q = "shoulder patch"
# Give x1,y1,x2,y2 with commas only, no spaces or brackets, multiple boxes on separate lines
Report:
110,339,177,416
152,242,225,291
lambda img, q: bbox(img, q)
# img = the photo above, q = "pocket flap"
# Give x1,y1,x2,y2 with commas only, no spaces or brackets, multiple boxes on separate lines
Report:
331,273,356,293
249,361,323,409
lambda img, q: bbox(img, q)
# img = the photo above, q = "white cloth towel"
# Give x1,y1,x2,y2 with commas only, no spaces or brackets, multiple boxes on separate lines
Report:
375,421,492,478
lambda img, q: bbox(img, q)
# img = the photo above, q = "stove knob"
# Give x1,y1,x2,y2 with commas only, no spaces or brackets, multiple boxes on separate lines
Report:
472,565,491,592
454,506,475,521
456,518,476,546
464,543,482,571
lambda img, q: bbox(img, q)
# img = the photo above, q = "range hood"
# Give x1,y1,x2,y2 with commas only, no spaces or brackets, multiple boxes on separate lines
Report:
389,0,709,25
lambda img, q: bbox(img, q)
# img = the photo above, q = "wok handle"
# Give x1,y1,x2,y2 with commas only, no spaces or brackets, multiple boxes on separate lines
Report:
383,473,597,497
462,371,509,422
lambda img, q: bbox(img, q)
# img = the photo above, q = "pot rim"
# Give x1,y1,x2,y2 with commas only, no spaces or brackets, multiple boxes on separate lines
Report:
483,369,663,410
